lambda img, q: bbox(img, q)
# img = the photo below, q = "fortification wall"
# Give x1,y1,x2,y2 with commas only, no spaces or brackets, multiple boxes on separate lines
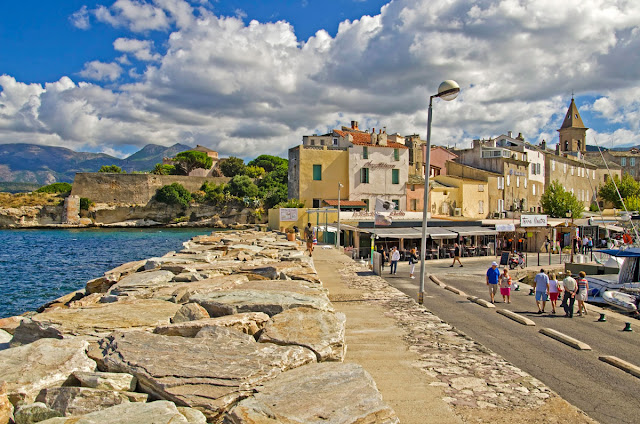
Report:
70,173,230,205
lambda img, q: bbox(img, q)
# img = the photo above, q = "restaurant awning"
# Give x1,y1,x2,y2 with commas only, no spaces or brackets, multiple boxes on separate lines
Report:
444,226,498,236
412,227,458,239
371,227,423,239
599,223,624,232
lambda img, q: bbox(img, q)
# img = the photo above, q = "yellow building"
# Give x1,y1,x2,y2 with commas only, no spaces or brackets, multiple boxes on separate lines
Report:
430,175,489,219
287,145,349,208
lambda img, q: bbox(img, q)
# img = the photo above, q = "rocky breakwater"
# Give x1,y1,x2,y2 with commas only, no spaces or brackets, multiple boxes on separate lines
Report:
0,230,398,424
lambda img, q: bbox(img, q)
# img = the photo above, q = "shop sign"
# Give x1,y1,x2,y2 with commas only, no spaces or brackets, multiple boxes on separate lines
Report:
496,224,515,232
279,208,298,222
520,214,547,227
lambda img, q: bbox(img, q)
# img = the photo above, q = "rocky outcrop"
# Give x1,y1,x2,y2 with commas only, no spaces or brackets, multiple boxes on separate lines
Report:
36,387,147,416
97,329,316,422
225,363,399,424
0,338,96,404
108,270,176,298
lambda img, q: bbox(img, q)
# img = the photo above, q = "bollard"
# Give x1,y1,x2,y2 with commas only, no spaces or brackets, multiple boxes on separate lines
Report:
528,288,535,296
598,313,607,322
623,322,633,332
514,284,520,291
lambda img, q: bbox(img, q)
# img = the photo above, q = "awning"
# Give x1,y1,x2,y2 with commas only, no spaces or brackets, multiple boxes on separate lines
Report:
412,227,458,239
314,226,337,233
599,223,624,232
371,227,423,239
444,226,498,236
323,199,367,207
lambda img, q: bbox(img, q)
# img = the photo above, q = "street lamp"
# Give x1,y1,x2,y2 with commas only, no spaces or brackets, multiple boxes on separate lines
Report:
566,210,574,263
337,182,343,247
418,80,460,305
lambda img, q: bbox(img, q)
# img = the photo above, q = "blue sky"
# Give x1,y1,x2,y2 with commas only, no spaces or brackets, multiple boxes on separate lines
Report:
1,0,640,159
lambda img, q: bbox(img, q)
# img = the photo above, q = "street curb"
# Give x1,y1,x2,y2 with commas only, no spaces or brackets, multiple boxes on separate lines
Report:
445,285,466,296
599,356,640,379
467,295,495,308
539,328,592,350
429,275,446,287
497,309,536,325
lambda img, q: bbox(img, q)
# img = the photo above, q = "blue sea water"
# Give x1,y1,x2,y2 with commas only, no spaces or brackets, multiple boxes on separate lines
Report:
0,228,216,319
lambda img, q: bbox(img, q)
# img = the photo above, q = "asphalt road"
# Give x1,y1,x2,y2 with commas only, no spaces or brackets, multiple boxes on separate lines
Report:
381,259,640,424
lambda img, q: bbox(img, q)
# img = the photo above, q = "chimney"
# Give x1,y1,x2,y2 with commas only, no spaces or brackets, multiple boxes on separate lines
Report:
541,140,547,150
555,144,560,155
517,132,524,141
351,121,359,130
507,131,513,138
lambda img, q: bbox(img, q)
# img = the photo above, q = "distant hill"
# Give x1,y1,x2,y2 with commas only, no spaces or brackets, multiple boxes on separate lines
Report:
586,144,640,152
0,143,193,186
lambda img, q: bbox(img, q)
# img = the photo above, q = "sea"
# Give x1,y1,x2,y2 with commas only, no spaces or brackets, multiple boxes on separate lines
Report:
0,228,217,319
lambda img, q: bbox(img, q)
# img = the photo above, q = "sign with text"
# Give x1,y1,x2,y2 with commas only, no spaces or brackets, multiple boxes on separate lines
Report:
279,208,298,222
520,214,547,227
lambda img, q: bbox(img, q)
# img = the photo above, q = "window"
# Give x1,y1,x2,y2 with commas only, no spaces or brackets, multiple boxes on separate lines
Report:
536,163,541,174
631,158,636,166
333,138,338,146
312,164,322,181
411,185,415,191
393,148,400,161
392,199,400,210
621,157,627,166
360,168,369,183
524,178,527,188
571,166,574,175
312,199,320,208
478,185,484,192
532,184,536,195
497,177,504,189
363,146,368,159
362,199,370,210
506,174,511,186
410,199,417,211
498,199,504,212
392,169,399,184
516,176,520,188
593,170,596,179
551,160,556,171
478,200,484,214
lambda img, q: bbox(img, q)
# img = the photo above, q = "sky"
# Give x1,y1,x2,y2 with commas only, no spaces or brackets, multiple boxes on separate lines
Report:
1,0,640,160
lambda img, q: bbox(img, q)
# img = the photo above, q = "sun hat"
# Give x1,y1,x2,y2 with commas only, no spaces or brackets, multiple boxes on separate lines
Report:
491,261,498,266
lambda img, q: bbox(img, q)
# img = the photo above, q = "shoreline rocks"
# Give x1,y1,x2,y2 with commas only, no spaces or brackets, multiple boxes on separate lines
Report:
0,230,398,423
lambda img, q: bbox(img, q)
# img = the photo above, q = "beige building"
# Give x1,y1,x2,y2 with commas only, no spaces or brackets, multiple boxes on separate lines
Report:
429,175,489,219
446,161,504,218
586,148,640,181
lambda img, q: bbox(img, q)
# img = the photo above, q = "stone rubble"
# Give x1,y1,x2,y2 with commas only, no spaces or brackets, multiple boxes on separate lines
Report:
0,230,397,424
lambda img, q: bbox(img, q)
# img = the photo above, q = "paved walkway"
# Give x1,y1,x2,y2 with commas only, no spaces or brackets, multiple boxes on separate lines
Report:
313,246,595,424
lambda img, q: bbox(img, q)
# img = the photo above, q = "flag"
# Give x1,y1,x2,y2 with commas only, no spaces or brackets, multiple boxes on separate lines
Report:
375,198,396,213
375,212,392,226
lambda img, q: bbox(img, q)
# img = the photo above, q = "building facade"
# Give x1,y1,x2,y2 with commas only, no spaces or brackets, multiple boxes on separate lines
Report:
587,148,640,181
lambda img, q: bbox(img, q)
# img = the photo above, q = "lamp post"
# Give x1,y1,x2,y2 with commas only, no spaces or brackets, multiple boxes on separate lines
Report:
567,210,574,263
418,80,460,305
337,182,343,248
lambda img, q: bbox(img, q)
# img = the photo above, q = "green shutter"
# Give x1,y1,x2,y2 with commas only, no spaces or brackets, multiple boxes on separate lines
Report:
361,168,369,183
363,147,368,159
394,149,399,161
392,169,399,184
313,164,322,181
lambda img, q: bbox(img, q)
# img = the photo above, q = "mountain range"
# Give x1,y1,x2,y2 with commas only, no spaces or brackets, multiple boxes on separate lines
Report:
0,143,193,186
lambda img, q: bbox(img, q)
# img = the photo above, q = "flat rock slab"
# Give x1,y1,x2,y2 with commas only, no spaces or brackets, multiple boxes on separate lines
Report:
72,371,137,392
238,262,316,281
171,304,210,323
167,275,250,303
156,312,270,337
258,307,346,362
14,402,62,424
98,330,316,422
11,300,181,345
226,363,399,424
0,338,96,404
36,387,147,416
108,270,176,298
190,280,332,317
103,260,147,281
37,400,205,424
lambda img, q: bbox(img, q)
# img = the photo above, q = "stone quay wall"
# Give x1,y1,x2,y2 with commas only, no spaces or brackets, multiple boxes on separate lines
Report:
70,173,231,205
0,230,398,424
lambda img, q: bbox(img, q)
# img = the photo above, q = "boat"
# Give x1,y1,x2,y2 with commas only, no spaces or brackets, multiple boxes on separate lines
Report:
586,248,640,315
601,290,639,314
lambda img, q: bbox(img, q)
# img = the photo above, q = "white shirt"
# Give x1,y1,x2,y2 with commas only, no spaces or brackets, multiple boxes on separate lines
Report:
391,250,401,261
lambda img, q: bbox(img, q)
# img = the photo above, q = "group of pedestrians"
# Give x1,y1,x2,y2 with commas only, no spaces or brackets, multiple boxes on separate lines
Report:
486,262,513,304
532,269,589,317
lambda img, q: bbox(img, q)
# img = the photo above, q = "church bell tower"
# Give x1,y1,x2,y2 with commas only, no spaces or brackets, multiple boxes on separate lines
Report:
557,97,588,154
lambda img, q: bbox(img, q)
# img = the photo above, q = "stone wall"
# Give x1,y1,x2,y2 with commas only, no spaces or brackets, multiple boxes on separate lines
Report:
70,173,230,205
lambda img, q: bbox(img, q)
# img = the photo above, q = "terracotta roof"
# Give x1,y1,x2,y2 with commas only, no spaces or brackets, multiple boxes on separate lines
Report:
605,149,640,157
333,129,409,149
324,199,367,207
582,154,622,169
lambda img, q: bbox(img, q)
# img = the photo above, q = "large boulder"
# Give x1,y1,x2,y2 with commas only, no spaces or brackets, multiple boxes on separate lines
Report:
108,270,176,298
170,304,210,324
72,371,137,392
11,300,181,346
189,280,333,317
225,363,399,424
0,330,11,351
37,400,205,424
0,382,13,424
155,312,270,337
258,307,346,362
238,262,316,281
166,275,250,304
97,329,315,422
103,260,147,281
36,387,146,416
0,338,96,404
14,402,62,424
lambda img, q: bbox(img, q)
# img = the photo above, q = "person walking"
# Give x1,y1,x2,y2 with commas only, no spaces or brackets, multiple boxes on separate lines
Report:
450,243,463,267
304,223,314,257
543,236,550,253
560,275,578,318
548,272,561,314
377,245,387,271
499,267,512,303
534,269,550,314
576,271,589,316
486,261,500,304
390,247,400,275
408,248,418,279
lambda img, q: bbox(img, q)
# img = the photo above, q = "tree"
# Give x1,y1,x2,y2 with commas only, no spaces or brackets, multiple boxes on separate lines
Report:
624,196,640,212
247,155,287,173
540,180,584,218
226,175,259,198
219,157,246,177
244,165,266,178
155,183,192,208
173,151,213,175
151,163,176,175
99,165,124,173
35,182,72,194
599,173,640,208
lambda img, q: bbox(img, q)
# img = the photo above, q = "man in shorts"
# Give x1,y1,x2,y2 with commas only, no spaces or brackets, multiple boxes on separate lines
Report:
486,261,500,304
534,269,550,314
304,223,314,256
450,243,463,267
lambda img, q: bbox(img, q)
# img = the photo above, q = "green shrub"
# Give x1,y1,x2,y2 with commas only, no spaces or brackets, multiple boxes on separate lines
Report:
151,164,177,175
226,175,259,198
277,198,305,208
155,183,192,208
99,165,124,173
35,182,72,194
79,197,92,210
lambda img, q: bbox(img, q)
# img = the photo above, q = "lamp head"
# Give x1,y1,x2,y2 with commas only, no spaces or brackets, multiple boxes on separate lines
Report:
437,80,460,101
339,183,344,188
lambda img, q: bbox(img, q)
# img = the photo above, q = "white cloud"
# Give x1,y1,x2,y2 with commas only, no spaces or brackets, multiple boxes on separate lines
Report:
70,5,91,30
3,0,640,158
78,61,123,81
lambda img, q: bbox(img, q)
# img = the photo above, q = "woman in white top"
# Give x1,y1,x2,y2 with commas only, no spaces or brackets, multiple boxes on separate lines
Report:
548,272,561,314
